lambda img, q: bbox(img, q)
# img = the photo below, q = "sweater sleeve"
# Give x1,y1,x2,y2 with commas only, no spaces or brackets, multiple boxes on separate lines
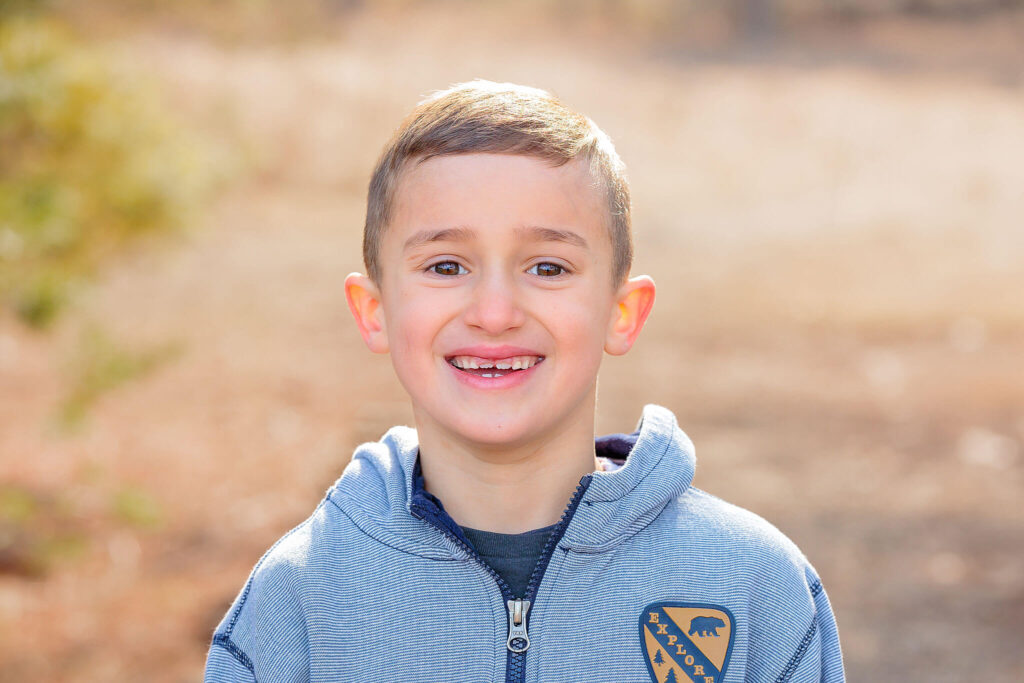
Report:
204,637,257,683
775,567,845,683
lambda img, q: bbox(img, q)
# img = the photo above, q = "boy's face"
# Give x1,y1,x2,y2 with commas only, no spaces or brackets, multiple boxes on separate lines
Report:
346,153,654,452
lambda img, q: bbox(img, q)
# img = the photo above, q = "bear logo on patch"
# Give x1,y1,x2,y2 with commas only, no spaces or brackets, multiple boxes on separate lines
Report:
688,615,725,637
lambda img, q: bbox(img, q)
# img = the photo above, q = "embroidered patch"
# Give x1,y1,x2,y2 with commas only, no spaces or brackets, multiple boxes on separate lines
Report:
639,602,736,683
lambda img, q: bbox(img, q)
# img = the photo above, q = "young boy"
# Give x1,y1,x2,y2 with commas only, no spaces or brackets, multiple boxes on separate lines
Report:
205,81,844,683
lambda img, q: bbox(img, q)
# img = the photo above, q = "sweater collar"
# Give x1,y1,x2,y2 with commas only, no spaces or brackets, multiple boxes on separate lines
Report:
565,404,696,551
329,404,695,556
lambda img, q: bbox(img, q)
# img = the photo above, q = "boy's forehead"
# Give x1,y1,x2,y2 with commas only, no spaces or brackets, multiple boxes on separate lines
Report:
387,153,609,244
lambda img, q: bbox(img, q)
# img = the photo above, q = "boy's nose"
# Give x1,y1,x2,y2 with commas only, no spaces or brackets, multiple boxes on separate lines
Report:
462,275,526,335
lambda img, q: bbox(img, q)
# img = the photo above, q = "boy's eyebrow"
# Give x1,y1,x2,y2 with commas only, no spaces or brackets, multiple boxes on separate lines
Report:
514,226,588,249
402,227,475,252
402,225,588,252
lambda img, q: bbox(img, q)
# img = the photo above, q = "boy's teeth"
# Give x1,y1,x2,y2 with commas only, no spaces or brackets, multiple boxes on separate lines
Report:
449,355,542,370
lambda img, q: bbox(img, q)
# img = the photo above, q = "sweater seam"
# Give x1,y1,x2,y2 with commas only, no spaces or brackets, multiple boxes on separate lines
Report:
560,499,671,554
326,493,462,560
212,633,256,678
773,616,818,683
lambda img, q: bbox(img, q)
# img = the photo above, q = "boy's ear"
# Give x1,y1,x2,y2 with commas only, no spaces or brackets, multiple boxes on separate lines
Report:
605,275,656,356
344,273,389,354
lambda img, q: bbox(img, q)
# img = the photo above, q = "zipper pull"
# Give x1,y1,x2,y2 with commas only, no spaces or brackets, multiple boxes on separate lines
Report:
505,598,531,653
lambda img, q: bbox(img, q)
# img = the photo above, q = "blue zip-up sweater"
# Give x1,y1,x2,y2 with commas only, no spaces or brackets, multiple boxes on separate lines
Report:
205,404,844,682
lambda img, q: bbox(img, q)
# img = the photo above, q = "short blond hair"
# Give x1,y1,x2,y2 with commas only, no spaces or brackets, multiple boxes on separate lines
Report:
363,80,632,285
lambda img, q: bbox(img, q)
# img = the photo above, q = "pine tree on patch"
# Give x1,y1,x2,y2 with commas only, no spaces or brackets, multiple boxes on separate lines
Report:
653,650,664,665
663,668,679,683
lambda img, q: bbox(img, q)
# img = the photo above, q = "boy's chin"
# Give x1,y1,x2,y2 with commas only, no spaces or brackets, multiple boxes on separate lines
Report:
449,419,538,449
419,409,553,451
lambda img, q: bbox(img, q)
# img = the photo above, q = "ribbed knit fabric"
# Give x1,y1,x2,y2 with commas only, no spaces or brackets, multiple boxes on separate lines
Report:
205,404,845,683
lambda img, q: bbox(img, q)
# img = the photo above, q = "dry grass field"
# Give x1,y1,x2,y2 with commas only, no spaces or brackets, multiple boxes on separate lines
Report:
1,3,1022,681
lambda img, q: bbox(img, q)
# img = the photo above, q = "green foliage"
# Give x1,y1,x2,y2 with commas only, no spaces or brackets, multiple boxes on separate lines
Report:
0,0,53,19
111,486,163,529
0,485,38,523
0,481,161,577
0,17,223,327
57,325,183,429
0,485,88,577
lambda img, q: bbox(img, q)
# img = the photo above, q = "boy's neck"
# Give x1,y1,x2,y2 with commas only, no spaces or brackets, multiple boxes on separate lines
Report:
414,405,600,534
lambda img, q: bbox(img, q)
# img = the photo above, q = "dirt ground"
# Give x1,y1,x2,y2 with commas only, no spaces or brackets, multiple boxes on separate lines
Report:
1,5,1023,681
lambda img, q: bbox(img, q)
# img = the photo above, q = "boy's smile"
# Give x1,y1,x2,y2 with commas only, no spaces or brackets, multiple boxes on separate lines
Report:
446,345,544,386
346,153,654,453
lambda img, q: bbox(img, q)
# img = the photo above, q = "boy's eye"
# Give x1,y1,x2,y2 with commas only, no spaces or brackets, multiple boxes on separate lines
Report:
429,261,466,276
528,262,566,277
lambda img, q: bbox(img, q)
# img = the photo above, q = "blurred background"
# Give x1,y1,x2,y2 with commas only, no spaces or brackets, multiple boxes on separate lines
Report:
1,0,1022,680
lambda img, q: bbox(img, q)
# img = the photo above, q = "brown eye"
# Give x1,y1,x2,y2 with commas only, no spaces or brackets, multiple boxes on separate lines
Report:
529,262,565,277
430,261,465,276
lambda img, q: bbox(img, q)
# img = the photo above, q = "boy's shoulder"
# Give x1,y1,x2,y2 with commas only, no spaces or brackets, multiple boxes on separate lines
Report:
217,429,450,607
215,499,335,623
659,483,822,588
678,485,811,562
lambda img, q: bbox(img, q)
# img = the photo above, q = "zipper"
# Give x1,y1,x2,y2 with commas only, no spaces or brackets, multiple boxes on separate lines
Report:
506,598,530,652
411,473,593,683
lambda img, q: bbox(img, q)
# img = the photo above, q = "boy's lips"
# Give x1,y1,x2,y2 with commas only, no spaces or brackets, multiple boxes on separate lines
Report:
443,345,546,388
445,345,545,360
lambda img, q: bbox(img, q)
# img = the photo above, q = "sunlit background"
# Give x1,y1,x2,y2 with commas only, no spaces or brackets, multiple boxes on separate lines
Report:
1,1,1022,680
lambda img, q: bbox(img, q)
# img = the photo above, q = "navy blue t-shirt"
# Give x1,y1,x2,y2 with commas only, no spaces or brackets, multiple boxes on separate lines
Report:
460,523,557,598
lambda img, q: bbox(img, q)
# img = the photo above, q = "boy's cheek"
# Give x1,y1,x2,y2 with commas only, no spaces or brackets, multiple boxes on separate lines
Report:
387,309,448,363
